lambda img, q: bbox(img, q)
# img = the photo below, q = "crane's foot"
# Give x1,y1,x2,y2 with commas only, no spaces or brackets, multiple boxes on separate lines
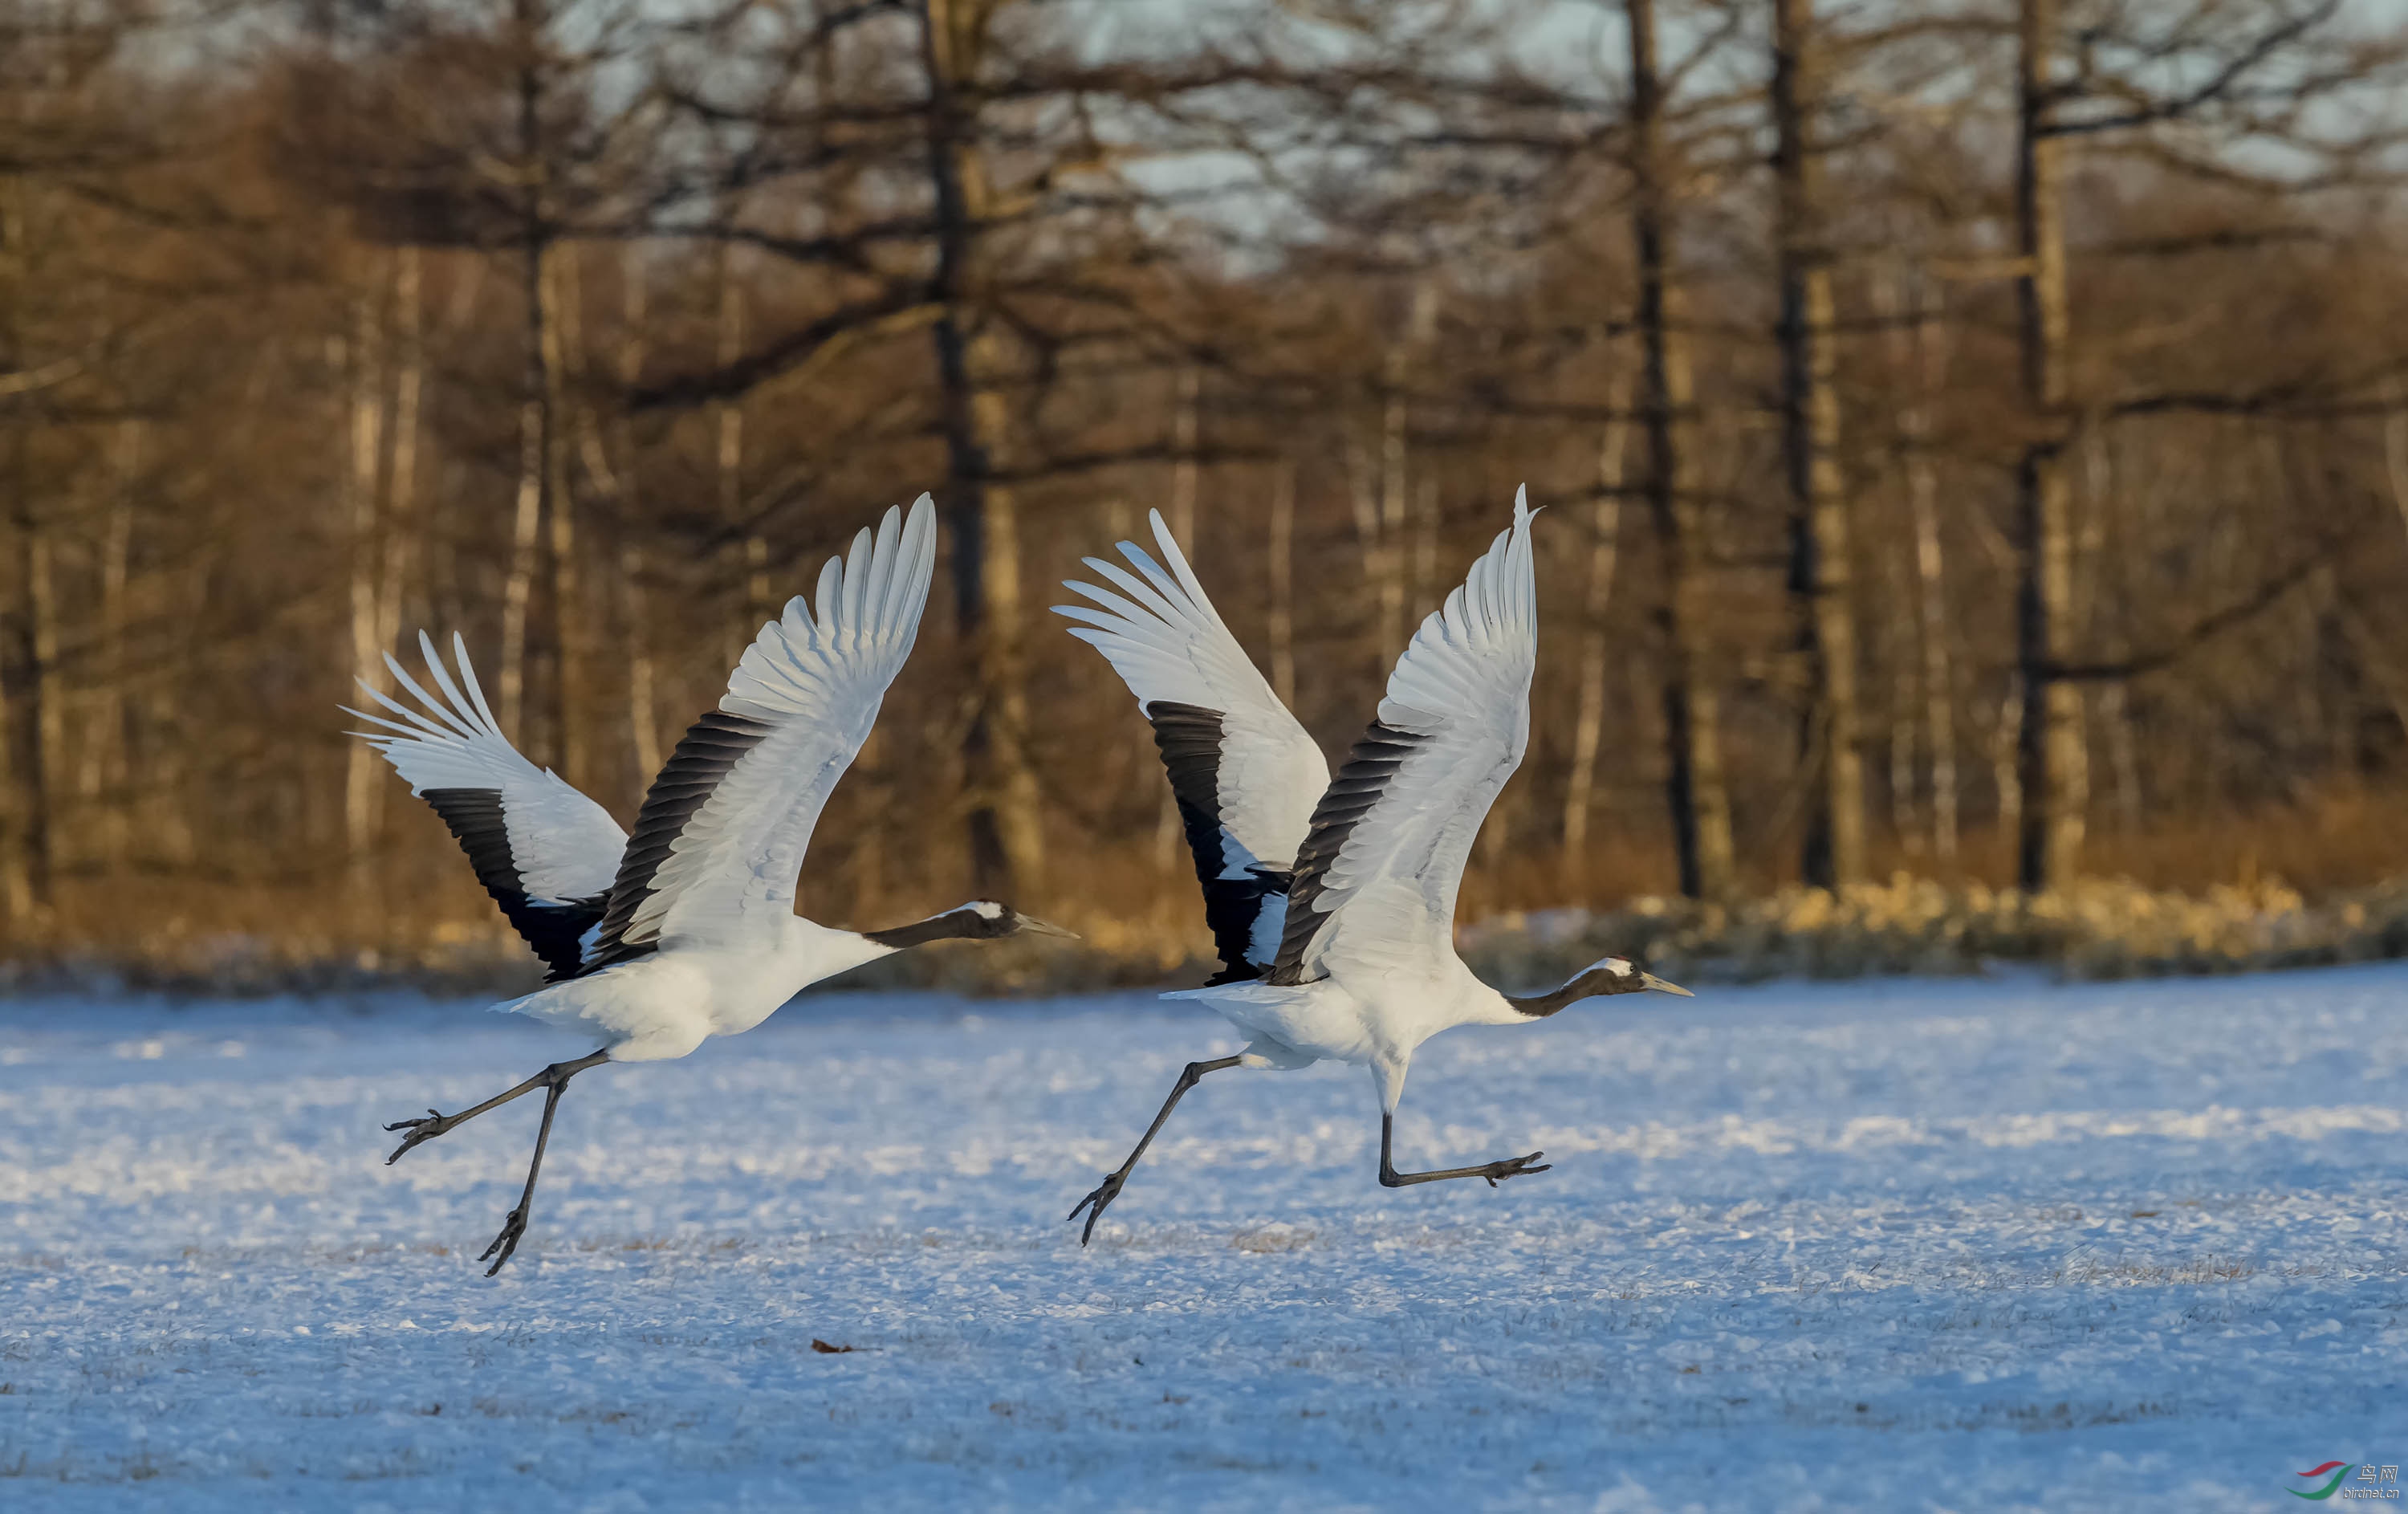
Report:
1066,1173,1129,1246
478,1207,530,1276
383,1109,461,1165
1481,1152,1550,1186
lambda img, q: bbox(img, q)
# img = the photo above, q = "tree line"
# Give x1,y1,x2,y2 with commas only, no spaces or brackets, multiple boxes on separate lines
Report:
4,0,2406,966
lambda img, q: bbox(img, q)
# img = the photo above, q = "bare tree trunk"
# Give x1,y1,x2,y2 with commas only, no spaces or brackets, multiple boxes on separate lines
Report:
26,506,60,896
921,0,1044,899
123,560,201,875
0,646,20,923
546,244,585,792
500,0,553,758
3,477,55,917
1774,0,1865,889
0,175,27,923
2014,0,2084,889
342,265,389,888
87,420,138,870
1165,364,1199,551
1629,0,1734,901
1562,364,1633,870
1344,430,1398,668
380,248,421,672
1155,364,1202,869
1898,271,1958,864
500,432,543,747
1413,476,1439,604
421,256,486,649
0,564,21,923
2339,596,2408,745
1267,459,1296,706
567,249,659,810
2083,425,2141,833
1994,678,2024,877
1382,283,1438,653
2354,379,2408,745
712,239,763,665
613,257,661,792
2382,375,2408,544
1886,542,1919,859
1377,368,1409,656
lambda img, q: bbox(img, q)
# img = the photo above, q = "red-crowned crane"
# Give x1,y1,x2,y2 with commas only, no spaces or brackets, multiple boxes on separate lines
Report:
350,496,1071,1272
1052,490,1688,1242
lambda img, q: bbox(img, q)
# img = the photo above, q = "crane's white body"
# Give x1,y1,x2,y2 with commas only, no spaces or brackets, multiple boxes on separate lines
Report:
1171,961,1530,1109
503,918,902,1061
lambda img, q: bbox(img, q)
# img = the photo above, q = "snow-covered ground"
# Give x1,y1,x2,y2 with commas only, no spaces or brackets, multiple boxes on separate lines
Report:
2,967,2404,1511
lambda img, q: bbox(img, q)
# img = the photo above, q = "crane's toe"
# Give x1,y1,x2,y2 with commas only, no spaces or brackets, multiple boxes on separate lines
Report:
383,1109,458,1165
1483,1151,1550,1186
478,1207,530,1276
1066,1174,1127,1246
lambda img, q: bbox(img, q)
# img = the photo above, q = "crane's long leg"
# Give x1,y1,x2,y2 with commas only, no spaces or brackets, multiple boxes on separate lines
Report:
1376,1113,1549,1188
1066,1055,1244,1245
382,1049,609,1165
476,1066,584,1277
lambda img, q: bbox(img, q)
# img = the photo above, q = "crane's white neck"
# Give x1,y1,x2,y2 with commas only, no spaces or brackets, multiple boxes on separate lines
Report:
781,901,1028,990
783,916,903,988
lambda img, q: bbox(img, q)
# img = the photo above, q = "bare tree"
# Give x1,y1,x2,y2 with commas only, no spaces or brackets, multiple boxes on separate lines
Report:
1629,0,1735,900
919,0,1047,897
1560,361,1632,872
1773,0,1865,889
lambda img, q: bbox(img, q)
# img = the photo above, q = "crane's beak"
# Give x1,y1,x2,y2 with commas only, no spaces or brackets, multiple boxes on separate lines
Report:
1014,913,1081,940
1641,972,1692,997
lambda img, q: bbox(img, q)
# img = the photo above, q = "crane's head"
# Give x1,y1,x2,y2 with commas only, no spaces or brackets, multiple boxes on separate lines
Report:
948,901,1081,941
861,901,1081,953
1578,956,1691,999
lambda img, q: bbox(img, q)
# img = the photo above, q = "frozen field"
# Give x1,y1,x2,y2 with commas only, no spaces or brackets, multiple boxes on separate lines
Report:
1,966,2404,1511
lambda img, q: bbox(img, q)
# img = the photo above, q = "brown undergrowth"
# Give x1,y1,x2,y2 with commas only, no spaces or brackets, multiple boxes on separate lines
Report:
12,800,2408,994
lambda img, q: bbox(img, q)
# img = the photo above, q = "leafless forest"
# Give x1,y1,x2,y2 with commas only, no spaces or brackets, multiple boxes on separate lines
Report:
6,0,2408,979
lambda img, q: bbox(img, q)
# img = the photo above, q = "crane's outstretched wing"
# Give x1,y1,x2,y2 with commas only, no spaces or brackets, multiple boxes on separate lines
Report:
1267,489,1538,987
346,630,629,980
1053,508,1328,982
582,495,938,973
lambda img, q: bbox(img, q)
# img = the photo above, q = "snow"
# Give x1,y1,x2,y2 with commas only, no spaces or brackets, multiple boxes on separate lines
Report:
2,965,2404,1510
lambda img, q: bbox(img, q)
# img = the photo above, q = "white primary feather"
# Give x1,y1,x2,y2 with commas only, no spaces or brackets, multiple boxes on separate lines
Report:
599,495,938,959
1280,488,1539,981
345,629,627,904
1051,509,1326,877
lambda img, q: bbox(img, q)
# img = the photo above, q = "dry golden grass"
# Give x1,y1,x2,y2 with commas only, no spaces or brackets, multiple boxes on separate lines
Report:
1463,873,2408,986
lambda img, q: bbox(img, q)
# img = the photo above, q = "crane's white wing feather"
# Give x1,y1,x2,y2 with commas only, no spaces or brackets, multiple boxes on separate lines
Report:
1052,510,1327,875
347,631,629,903
1269,490,1538,984
1052,509,1327,979
346,631,629,979
584,496,937,969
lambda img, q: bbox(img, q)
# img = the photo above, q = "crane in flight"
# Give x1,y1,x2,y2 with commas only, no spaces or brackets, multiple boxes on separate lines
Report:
350,496,1072,1273
1053,490,1688,1243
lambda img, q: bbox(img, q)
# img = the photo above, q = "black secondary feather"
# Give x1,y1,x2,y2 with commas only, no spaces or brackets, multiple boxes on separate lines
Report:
1266,719,1429,986
583,709,778,973
1146,700,1292,983
420,788,606,983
